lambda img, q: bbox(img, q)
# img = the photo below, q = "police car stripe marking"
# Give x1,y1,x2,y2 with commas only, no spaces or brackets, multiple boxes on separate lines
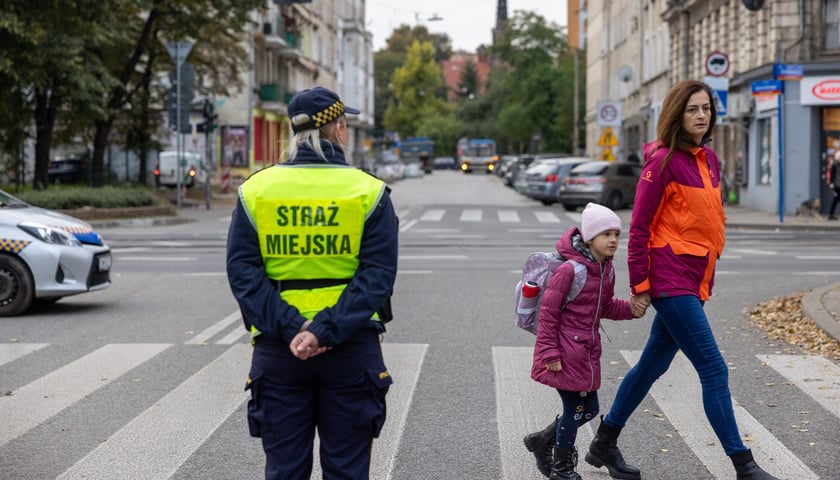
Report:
620,350,818,480
0,343,170,448
56,344,250,480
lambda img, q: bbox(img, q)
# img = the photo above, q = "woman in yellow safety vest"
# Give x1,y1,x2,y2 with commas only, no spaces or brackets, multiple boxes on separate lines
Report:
226,86,399,480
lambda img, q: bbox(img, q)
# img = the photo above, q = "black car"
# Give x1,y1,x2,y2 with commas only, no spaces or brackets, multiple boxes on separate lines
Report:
47,155,89,184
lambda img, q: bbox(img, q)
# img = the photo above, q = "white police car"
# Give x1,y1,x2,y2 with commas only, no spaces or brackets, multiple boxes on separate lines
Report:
0,189,111,316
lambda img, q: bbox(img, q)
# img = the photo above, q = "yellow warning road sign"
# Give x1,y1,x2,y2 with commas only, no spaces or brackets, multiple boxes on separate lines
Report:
597,127,619,147
600,148,615,161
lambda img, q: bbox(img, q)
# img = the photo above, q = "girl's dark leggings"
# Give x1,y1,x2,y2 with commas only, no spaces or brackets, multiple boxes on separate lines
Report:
555,389,599,448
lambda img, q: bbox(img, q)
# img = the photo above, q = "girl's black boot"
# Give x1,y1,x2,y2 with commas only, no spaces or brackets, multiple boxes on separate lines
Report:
585,418,641,480
731,449,782,480
549,446,583,480
523,418,558,477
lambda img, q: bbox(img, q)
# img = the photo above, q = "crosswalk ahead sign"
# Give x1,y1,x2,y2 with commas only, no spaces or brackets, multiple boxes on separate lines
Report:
712,89,727,117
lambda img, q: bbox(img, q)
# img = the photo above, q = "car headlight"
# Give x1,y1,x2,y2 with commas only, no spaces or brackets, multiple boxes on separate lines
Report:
19,222,82,246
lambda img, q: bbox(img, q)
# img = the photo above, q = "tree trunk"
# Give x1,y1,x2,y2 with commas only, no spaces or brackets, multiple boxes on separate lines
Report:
90,8,159,187
91,118,113,187
33,89,57,189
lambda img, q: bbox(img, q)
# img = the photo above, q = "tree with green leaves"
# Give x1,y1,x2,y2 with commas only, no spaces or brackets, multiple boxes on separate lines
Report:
491,11,577,154
456,59,480,99
88,0,261,187
0,0,124,189
383,40,448,139
373,25,451,134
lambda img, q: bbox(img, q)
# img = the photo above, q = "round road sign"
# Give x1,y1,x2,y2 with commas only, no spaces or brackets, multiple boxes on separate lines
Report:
705,51,730,77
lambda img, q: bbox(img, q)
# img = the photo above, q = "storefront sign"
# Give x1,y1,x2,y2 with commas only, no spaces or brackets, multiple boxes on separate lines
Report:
801,76,840,105
774,63,803,80
751,80,782,96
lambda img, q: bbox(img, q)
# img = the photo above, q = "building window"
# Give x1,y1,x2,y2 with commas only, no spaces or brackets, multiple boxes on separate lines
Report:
827,0,840,49
757,118,772,185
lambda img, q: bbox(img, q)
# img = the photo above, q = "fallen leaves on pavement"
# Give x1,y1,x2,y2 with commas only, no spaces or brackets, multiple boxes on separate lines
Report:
747,292,840,360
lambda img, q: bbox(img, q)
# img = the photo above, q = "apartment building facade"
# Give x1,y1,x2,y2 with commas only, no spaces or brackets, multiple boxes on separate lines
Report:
585,0,840,216
220,0,374,181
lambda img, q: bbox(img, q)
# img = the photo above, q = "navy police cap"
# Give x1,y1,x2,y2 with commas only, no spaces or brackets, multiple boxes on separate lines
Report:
288,86,360,133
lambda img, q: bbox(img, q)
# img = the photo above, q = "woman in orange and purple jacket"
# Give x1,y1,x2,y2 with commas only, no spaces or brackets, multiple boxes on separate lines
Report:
583,80,782,480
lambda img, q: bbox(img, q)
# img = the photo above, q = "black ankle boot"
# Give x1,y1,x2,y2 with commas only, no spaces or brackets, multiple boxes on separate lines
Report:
549,446,582,480
585,417,641,480
731,449,782,479
524,418,557,477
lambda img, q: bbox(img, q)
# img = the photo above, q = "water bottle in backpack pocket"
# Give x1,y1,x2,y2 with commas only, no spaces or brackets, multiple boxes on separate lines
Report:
514,252,586,335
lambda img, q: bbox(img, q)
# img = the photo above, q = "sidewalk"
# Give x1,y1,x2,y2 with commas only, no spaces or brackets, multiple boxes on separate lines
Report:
722,205,840,343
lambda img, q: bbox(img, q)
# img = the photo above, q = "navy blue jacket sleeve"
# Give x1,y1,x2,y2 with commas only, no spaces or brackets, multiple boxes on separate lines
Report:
306,188,399,346
226,199,308,342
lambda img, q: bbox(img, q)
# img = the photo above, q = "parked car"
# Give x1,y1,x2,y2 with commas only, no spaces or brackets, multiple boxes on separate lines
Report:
523,157,588,205
0,190,112,316
559,161,643,211
47,154,89,185
495,155,518,178
154,151,206,188
506,155,535,189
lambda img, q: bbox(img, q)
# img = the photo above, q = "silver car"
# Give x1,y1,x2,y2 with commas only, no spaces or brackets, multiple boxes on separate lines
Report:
0,190,111,316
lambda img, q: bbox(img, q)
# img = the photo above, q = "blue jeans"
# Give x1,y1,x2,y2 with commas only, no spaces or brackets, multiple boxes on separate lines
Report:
603,295,747,456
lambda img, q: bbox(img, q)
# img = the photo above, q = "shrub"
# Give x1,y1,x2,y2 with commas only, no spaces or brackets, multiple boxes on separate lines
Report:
13,187,161,210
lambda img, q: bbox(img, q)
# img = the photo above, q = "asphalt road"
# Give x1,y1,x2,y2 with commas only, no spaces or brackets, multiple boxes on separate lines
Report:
1,169,838,479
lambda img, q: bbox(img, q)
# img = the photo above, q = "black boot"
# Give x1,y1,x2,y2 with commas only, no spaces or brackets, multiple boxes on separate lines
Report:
549,446,583,480
731,449,782,480
585,418,641,480
523,418,557,477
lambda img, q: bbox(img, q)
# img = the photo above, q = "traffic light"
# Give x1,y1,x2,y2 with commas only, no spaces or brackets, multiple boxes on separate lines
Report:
196,99,218,133
168,63,195,134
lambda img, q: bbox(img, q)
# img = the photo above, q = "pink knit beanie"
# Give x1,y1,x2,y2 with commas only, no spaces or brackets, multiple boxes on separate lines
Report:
581,202,622,242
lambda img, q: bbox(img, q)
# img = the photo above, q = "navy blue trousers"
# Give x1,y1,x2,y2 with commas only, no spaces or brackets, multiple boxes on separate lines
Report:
246,329,391,480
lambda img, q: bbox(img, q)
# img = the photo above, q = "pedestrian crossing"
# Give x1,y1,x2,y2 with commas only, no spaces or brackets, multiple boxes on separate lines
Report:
405,208,579,227
1,338,837,479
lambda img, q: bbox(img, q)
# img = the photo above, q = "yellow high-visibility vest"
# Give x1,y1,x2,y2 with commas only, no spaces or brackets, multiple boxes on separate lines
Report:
239,164,386,339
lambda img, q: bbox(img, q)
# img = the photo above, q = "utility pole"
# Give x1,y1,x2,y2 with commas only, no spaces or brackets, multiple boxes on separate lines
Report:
165,41,194,209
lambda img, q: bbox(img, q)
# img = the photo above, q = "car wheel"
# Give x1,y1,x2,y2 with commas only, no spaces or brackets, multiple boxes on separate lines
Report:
607,191,623,210
541,199,555,206
0,255,35,316
563,204,577,211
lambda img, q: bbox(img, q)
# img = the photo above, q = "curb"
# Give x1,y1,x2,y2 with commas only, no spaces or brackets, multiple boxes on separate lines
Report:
801,283,840,343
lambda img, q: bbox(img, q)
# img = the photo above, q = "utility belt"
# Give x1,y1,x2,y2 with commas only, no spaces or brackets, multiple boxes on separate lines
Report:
269,278,393,323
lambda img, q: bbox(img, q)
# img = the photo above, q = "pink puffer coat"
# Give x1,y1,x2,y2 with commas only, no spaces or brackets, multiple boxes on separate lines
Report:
531,227,634,393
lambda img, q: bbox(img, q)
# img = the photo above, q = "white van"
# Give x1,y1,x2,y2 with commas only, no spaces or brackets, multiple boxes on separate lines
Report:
155,151,205,188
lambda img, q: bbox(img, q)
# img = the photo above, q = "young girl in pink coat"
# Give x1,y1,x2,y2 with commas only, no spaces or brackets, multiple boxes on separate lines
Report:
526,203,645,480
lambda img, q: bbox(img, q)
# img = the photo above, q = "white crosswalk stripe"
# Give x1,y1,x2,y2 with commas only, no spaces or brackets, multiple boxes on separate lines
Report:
757,354,840,418
0,343,48,367
0,343,171,448
411,208,565,225
620,350,818,480
57,344,252,480
2,341,836,479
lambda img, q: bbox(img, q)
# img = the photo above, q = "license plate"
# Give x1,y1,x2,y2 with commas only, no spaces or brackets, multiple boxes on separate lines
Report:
97,254,112,272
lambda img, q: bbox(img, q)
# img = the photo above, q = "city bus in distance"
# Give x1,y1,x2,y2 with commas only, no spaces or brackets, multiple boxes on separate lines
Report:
458,138,498,174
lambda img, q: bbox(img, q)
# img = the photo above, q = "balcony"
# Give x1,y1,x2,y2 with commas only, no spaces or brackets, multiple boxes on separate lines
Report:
259,83,295,105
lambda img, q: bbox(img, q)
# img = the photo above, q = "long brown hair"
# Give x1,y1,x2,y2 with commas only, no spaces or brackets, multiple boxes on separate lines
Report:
654,80,716,168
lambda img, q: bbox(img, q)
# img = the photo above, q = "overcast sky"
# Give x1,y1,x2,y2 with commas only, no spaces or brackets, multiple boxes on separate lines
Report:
365,0,569,52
